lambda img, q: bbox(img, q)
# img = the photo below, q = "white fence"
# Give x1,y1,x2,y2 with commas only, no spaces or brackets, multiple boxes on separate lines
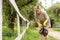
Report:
0,0,29,40
9,0,30,40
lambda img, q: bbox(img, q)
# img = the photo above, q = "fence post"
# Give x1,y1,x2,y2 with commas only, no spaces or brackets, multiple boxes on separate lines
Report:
9,0,30,40
17,14,20,36
0,0,2,40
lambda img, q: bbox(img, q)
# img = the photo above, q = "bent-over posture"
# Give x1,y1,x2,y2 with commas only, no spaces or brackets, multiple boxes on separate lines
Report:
34,5,51,40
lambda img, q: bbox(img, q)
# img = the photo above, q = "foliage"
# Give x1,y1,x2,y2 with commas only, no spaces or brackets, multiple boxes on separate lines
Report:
3,0,17,30
3,27,14,37
2,26,17,40
30,20,38,27
47,3,60,24
3,36,16,40
16,0,38,20
2,26,17,37
3,0,38,28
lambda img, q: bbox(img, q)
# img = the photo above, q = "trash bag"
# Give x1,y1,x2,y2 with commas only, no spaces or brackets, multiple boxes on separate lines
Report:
39,27,48,36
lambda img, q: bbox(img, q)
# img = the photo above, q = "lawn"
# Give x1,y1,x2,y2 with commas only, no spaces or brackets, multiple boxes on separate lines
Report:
2,26,57,40
21,27,57,40
50,28,60,31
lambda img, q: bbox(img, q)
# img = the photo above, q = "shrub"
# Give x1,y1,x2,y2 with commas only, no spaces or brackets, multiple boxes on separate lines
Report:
2,27,14,37
30,20,38,27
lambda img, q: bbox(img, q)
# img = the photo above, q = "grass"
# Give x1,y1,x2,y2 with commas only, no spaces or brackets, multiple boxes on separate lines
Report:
21,27,57,40
2,26,57,40
2,26,27,40
50,27,60,31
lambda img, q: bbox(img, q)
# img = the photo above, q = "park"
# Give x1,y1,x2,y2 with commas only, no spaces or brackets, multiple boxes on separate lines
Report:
1,0,60,40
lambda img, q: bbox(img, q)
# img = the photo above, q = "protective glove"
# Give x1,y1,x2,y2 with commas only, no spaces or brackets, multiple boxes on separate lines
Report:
37,22,42,27
43,20,47,26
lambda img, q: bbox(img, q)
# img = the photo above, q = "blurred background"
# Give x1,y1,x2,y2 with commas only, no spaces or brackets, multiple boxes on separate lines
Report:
2,0,60,40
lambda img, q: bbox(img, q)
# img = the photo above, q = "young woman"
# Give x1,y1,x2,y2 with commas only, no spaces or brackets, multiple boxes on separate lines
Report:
34,5,51,40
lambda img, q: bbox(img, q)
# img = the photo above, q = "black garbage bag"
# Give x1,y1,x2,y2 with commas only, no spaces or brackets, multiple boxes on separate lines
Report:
39,27,48,36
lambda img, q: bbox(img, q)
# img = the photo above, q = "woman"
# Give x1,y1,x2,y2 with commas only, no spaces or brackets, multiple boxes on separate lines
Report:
34,5,51,40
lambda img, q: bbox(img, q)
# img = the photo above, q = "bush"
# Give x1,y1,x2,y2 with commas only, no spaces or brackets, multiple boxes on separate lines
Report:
30,20,38,27
2,27,14,37
2,26,18,40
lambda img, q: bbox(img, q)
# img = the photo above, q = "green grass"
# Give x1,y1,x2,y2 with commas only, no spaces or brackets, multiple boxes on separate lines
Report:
2,26,27,40
50,28,60,31
2,26,57,40
21,27,57,40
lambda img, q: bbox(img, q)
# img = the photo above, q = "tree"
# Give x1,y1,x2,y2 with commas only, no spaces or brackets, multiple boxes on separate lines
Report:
3,0,16,30
3,0,38,30
47,2,60,24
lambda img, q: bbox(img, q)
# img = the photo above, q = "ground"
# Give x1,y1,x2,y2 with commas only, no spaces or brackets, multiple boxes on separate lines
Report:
49,29,60,40
21,27,57,40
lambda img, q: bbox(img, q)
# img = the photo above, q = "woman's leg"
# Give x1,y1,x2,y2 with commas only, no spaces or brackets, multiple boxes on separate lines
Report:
45,35,48,40
40,34,43,40
40,27,43,40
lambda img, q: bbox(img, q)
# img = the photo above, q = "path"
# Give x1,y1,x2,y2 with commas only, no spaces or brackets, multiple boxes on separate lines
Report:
49,30,60,40
36,27,60,40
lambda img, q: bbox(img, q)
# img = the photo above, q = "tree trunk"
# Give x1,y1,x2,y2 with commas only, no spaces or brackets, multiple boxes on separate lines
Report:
8,9,16,30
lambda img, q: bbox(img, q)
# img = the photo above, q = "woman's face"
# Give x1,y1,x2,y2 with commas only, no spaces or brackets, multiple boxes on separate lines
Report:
36,6,41,15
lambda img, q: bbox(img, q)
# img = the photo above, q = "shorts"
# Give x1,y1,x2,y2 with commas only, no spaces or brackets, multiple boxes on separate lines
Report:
39,27,48,36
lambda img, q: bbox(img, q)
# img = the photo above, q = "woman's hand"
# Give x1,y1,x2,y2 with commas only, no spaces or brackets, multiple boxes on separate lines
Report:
43,20,47,26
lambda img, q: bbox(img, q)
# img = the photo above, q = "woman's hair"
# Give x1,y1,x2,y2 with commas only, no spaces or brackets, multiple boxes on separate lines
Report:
36,6,40,9
34,5,41,15
36,5,41,10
